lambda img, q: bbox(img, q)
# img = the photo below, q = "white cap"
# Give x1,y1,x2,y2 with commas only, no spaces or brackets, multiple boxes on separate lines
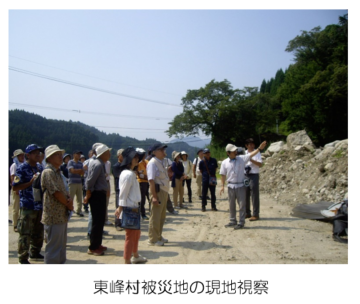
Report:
96,144,112,158
225,144,238,152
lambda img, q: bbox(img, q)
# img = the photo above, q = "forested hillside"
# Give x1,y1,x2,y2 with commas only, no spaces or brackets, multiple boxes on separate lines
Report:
167,15,348,147
8,110,197,165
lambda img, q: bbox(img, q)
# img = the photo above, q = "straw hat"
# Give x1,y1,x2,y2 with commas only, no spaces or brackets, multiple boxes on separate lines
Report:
96,144,112,158
12,149,25,158
45,145,65,160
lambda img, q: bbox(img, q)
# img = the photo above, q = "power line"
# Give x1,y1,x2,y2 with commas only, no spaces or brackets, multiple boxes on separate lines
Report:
9,102,172,121
9,66,182,108
9,55,183,98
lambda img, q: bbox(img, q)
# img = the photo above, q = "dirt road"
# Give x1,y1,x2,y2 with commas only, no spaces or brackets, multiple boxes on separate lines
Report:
8,177,347,264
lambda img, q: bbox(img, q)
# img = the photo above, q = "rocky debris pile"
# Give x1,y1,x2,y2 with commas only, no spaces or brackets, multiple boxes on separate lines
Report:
260,130,348,207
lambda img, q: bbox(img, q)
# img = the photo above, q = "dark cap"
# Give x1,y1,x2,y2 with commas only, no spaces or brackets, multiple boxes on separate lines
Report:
25,144,45,154
151,142,168,152
197,149,204,155
245,138,255,145
73,150,83,155
203,148,210,154
120,147,139,167
62,153,71,161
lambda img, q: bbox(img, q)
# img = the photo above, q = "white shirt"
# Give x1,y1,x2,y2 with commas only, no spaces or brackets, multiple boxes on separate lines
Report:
182,159,193,177
245,150,262,174
219,155,251,189
193,157,202,175
10,163,17,176
118,170,141,208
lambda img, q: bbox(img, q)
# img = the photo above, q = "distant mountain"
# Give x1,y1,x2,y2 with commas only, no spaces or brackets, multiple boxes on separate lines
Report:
8,110,198,165
169,136,211,148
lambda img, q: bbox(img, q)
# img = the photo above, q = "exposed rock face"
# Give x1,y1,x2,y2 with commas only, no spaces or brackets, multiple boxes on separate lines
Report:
260,131,348,207
286,130,314,149
267,141,285,154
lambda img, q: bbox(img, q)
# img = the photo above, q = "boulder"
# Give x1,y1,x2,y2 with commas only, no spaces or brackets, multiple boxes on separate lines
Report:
267,141,285,154
314,146,335,161
324,140,340,148
286,130,314,149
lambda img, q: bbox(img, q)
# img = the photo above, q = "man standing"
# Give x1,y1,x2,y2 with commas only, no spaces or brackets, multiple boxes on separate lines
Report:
41,145,73,264
13,144,45,264
136,148,150,220
10,149,25,232
199,149,218,212
147,143,170,246
245,138,263,221
84,144,112,256
219,141,267,230
67,150,85,217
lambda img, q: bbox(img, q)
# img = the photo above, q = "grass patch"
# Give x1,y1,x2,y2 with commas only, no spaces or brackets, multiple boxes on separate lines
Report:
333,149,344,158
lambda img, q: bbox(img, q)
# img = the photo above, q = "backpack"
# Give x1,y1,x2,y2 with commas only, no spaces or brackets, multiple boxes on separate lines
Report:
32,168,53,203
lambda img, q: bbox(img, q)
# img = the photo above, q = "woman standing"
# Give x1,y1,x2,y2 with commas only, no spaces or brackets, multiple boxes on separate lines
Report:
181,151,193,203
115,147,147,264
171,151,188,209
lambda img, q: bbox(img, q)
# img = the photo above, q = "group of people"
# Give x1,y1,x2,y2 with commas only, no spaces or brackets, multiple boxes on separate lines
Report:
9,137,266,264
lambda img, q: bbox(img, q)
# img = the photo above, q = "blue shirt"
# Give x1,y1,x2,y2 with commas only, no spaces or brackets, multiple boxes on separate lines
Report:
13,162,43,210
67,159,83,184
199,157,218,182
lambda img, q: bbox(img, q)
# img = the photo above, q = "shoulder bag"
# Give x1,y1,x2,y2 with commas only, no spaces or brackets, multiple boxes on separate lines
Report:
203,159,217,186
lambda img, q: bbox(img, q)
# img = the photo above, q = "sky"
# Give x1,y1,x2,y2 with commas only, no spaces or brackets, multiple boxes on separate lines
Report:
8,9,348,143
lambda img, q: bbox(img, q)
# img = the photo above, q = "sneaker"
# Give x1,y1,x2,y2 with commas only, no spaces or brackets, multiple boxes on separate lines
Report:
160,236,168,243
225,222,237,228
29,253,44,260
198,196,202,200
103,230,109,235
206,196,211,200
147,240,164,246
142,215,149,220
104,220,113,226
211,207,218,211
84,209,89,214
98,245,107,251
245,214,251,219
116,226,124,231
202,207,206,212
180,205,188,209
18,260,30,264
87,248,104,256
131,255,148,264
9,219,13,224
175,206,180,209
169,210,179,215
234,224,245,230
76,212,84,217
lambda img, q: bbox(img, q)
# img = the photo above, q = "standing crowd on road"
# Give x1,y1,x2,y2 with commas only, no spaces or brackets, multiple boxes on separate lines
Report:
9,138,266,264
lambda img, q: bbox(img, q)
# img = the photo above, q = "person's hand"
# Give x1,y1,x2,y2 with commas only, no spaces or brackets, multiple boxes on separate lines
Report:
259,141,267,150
115,207,121,219
152,197,160,206
220,186,225,196
67,198,74,211
83,196,89,205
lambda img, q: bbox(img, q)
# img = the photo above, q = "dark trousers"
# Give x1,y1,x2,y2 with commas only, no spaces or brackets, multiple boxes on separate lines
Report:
114,190,121,227
89,191,106,250
83,188,89,211
166,194,175,213
184,178,192,202
245,174,260,217
202,182,216,208
140,182,149,217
